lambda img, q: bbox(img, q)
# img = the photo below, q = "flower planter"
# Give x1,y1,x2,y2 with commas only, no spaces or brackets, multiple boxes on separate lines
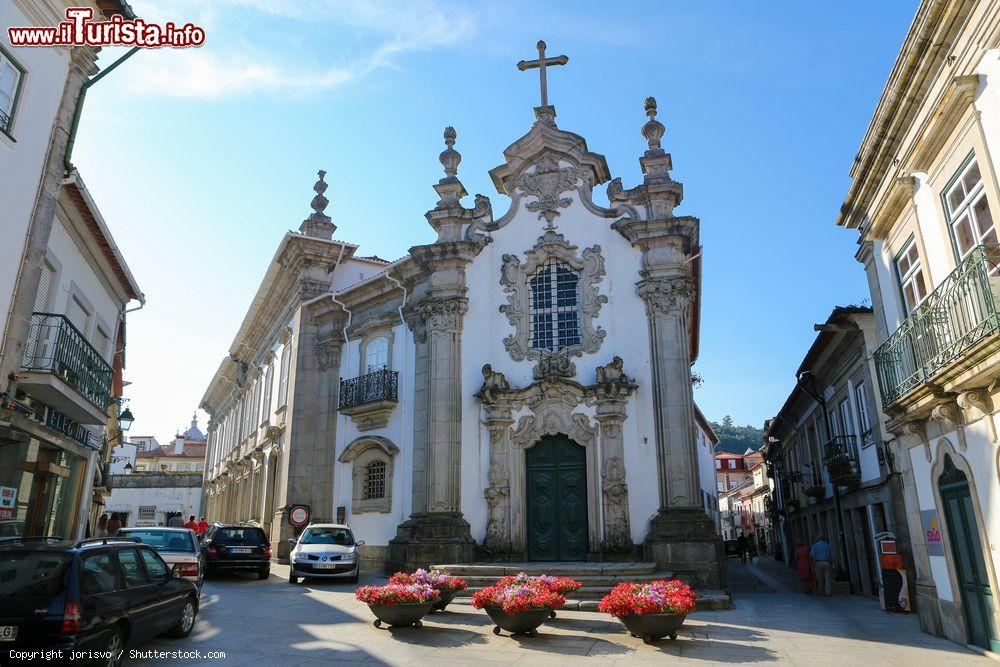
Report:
368,601,435,628
484,605,552,637
432,589,458,612
618,612,686,644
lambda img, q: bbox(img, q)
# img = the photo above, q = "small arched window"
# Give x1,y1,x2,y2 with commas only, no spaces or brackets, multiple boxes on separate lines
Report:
365,336,389,373
365,460,386,500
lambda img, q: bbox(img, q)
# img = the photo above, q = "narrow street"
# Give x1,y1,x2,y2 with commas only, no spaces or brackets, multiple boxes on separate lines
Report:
130,561,990,666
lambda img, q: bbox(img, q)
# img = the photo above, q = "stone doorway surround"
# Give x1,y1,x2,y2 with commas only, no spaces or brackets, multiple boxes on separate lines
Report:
476,357,638,560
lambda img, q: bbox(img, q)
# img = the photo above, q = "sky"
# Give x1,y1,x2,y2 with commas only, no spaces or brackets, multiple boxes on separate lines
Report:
71,0,917,440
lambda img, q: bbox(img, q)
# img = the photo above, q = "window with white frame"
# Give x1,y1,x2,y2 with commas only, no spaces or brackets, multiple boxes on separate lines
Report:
529,259,581,351
0,48,24,135
717,481,725,492
365,460,386,500
728,480,738,489
94,326,111,363
895,237,927,314
260,364,273,424
727,459,736,470
839,398,853,436
365,336,389,373
277,344,291,407
945,157,996,262
715,459,722,470
854,383,872,435
138,506,155,521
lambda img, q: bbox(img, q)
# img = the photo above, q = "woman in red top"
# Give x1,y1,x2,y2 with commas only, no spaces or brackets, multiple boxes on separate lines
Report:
183,514,200,533
197,517,208,535
794,539,814,594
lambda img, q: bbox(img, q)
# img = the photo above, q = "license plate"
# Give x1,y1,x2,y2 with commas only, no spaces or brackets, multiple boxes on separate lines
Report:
229,547,252,554
0,626,17,641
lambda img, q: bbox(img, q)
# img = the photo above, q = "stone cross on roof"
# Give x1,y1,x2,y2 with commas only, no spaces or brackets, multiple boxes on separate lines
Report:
516,40,568,108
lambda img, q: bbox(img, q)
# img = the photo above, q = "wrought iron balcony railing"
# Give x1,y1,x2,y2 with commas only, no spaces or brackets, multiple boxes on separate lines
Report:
339,368,399,410
874,244,1000,408
0,108,11,135
824,435,860,485
22,313,113,410
803,462,824,497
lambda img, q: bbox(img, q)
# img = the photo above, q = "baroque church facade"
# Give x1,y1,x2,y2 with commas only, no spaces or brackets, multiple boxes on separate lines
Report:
201,46,724,586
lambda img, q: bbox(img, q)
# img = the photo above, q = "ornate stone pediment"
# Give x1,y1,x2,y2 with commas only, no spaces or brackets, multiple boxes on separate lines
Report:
475,356,638,411
515,154,591,225
500,230,606,379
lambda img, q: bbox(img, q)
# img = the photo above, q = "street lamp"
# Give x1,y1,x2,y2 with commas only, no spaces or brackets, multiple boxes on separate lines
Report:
118,406,135,432
123,462,133,475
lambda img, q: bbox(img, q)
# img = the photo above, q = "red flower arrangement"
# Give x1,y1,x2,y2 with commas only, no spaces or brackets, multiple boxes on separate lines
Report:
598,580,697,617
471,580,566,614
496,572,582,595
389,568,468,592
354,582,440,607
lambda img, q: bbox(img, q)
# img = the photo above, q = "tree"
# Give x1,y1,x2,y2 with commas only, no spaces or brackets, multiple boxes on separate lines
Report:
722,415,734,428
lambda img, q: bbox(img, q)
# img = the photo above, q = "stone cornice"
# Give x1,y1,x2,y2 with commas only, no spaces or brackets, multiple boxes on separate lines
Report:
865,175,918,242
904,74,980,173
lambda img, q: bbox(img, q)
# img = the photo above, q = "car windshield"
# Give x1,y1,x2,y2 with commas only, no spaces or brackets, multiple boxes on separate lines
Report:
121,530,196,553
216,528,264,546
299,527,354,546
0,551,72,599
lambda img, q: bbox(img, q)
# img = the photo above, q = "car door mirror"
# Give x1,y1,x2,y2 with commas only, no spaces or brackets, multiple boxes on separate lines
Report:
171,565,182,580
288,538,297,546
355,540,365,546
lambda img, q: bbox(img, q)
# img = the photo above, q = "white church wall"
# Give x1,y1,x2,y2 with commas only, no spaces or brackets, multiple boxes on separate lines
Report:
695,424,718,530
333,321,415,548
460,161,662,545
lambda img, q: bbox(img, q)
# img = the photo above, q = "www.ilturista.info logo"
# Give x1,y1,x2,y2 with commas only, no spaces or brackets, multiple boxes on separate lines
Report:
8,8,205,48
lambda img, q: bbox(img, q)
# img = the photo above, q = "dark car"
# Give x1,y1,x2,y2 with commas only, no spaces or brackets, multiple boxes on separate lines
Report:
0,536,199,666
201,524,270,579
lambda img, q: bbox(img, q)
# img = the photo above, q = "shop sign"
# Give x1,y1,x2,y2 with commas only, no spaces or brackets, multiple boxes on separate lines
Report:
0,486,16,520
921,509,945,557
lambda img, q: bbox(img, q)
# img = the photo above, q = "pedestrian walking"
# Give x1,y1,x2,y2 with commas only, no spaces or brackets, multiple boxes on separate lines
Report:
106,512,122,536
95,513,109,538
810,534,835,596
197,517,208,535
184,514,199,532
793,539,814,594
167,514,184,527
736,534,748,564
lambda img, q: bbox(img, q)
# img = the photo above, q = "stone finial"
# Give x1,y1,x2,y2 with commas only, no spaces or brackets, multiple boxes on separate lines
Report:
310,170,330,219
642,96,665,151
439,126,461,178
299,168,336,239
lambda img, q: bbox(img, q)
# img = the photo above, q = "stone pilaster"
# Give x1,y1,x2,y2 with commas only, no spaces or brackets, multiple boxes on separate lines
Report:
482,405,514,555
609,96,723,586
595,399,632,554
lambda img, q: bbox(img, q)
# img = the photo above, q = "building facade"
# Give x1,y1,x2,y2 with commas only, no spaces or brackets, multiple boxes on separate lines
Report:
715,449,763,493
0,1,139,541
765,307,915,602
835,0,1000,651
202,63,725,585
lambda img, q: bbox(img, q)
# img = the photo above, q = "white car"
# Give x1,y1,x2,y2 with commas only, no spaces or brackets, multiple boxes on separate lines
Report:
288,524,364,584
119,527,204,591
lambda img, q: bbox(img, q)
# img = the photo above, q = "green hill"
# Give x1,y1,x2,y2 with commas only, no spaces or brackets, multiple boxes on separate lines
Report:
710,416,763,455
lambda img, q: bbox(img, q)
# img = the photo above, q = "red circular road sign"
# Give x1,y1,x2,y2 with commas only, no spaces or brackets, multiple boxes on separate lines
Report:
288,504,310,527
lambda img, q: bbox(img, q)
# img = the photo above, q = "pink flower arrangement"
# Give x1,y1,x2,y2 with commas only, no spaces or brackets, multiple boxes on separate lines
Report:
471,580,566,614
598,580,697,617
389,568,468,592
496,572,582,595
355,582,440,607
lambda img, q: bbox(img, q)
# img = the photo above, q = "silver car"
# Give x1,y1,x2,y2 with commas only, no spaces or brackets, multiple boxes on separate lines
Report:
288,524,364,584
119,527,204,591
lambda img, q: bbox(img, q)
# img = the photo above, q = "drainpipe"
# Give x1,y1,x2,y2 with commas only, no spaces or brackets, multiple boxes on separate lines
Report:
797,370,854,594
385,267,409,528
64,45,141,173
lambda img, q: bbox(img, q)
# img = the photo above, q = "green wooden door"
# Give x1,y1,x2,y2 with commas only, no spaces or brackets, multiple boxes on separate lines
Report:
526,435,588,561
940,456,1000,652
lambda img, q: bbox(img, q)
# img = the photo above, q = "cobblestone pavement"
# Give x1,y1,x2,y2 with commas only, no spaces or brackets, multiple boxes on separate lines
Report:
127,562,990,666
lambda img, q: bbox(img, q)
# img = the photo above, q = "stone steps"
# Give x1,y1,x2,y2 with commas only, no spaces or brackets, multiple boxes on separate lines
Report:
433,562,732,610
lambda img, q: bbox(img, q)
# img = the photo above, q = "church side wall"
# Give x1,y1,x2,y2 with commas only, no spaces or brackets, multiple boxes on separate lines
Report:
333,321,415,562
460,189,663,547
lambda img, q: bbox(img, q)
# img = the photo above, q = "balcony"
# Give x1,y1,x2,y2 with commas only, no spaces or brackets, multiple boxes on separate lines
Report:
803,463,825,498
824,435,861,487
874,244,1000,409
338,369,399,431
20,313,112,424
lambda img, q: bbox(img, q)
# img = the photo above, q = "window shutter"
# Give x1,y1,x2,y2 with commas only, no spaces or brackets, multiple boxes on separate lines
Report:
66,295,89,334
34,263,55,313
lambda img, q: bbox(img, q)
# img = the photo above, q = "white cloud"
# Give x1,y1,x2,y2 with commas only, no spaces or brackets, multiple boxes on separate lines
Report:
126,0,478,98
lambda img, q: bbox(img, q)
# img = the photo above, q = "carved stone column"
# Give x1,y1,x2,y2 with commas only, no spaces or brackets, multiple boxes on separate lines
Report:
637,273,700,509
482,404,514,555
595,398,632,553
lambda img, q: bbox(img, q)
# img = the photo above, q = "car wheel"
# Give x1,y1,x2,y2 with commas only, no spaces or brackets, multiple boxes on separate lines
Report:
167,597,198,638
258,568,270,580
104,626,125,667
347,573,359,584
289,571,299,584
